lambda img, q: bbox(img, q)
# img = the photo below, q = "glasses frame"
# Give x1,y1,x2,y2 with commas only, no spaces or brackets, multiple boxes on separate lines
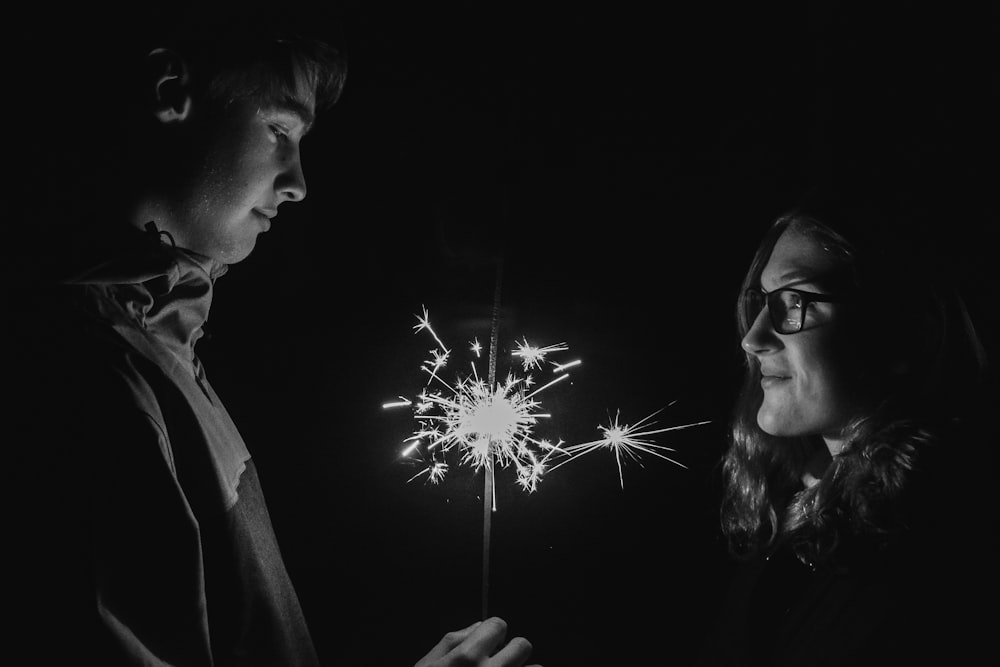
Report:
744,286,853,335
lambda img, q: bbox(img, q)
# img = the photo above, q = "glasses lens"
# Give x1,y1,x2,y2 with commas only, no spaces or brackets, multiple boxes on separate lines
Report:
774,290,803,333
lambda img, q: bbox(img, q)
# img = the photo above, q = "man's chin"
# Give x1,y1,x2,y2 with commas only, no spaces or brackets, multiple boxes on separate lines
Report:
213,237,258,265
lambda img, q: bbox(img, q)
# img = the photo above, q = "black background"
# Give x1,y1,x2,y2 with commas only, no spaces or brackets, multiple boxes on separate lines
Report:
13,1,995,665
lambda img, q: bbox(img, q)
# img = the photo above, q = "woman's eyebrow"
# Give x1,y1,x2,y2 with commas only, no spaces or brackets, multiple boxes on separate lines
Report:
768,274,849,295
776,268,814,284
761,270,815,292
761,271,839,295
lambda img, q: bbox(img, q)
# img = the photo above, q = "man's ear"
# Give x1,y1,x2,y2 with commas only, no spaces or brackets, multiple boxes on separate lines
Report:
147,48,192,123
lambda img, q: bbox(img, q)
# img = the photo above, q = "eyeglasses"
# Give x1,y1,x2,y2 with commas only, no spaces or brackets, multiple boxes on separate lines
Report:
744,287,852,335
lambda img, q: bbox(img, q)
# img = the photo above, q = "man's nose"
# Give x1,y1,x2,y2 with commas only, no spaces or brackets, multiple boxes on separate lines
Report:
277,146,307,203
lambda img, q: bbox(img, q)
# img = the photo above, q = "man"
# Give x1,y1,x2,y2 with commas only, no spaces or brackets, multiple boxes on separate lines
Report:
6,11,536,666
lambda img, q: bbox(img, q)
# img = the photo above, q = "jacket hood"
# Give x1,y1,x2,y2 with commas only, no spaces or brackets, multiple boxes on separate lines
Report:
62,221,251,510
65,222,228,363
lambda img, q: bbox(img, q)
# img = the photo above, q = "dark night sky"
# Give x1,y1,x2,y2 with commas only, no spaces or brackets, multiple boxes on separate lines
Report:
13,1,996,665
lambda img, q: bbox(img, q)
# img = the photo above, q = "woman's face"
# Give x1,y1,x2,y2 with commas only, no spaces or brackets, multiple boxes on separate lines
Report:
741,225,869,446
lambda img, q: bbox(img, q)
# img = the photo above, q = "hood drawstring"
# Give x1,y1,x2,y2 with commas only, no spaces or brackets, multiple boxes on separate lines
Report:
144,220,177,249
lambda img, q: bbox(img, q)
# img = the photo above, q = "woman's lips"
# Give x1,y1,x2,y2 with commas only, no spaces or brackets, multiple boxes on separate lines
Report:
761,375,790,389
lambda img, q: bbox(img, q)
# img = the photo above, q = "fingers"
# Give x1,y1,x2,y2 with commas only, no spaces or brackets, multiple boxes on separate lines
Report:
488,633,533,667
414,616,537,667
450,617,509,662
415,620,484,665
452,618,535,667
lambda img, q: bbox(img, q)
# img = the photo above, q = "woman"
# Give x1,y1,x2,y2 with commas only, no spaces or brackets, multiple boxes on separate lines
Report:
704,206,991,665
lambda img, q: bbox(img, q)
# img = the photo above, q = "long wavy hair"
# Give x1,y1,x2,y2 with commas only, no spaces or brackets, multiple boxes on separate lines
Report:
721,210,986,567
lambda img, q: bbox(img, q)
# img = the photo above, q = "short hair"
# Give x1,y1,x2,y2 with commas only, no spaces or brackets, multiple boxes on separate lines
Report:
154,18,349,114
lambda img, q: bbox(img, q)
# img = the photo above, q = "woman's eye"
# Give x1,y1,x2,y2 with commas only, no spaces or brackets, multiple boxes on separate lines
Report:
269,124,288,140
782,292,803,311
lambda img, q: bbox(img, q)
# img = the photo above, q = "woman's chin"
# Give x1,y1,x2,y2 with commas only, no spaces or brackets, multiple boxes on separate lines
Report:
757,409,800,437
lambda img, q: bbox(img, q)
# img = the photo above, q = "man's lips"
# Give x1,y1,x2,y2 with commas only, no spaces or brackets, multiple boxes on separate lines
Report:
253,209,276,230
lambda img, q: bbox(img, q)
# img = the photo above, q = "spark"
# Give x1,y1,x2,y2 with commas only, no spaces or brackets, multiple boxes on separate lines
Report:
408,461,449,484
550,408,711,488
513,337,569,372
471,338,482,357
383,396,412,409
422,349,450,375
414,306,449,354
516,450,546,492
412,392,435,415
524,372,570,399
420,348,451,388
552,359,582,373
401,438,422,457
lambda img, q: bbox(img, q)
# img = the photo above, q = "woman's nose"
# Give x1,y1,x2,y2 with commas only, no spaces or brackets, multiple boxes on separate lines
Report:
742,307,781,355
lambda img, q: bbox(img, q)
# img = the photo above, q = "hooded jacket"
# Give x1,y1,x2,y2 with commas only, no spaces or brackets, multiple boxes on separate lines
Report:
6,225,319,666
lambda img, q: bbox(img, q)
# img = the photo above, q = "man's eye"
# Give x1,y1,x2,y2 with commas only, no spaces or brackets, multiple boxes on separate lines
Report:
269,124,289,140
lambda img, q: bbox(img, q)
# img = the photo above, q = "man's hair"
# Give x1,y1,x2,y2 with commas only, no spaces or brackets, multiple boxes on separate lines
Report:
154,17,348,113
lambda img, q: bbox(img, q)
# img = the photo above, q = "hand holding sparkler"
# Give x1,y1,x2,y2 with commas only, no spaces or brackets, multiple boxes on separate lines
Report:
414,617,539,667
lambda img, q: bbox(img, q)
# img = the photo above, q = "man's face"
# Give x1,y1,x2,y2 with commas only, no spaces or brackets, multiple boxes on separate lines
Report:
166,87,316,264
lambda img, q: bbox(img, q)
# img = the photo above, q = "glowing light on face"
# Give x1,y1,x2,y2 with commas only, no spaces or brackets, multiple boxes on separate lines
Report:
743,227,865,442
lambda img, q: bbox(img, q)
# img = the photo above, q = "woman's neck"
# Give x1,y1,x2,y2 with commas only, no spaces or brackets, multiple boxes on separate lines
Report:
801,444,833,488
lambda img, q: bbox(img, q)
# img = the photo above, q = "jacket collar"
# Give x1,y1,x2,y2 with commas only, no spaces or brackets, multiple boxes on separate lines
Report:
65,222,228,361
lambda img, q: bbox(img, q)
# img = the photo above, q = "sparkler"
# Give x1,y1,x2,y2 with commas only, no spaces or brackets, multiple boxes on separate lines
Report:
385,290,577,619
384,303,710,618
386,307,575,497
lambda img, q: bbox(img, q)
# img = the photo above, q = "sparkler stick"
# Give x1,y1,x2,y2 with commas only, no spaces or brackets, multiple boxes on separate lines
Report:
482,257,503,621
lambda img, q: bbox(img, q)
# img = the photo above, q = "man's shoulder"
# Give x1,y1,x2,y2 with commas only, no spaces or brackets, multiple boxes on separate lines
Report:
6,282,172,420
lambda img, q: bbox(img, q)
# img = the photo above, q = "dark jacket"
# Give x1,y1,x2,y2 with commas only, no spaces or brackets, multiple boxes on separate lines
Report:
6,227,318,666
699,419,996,666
